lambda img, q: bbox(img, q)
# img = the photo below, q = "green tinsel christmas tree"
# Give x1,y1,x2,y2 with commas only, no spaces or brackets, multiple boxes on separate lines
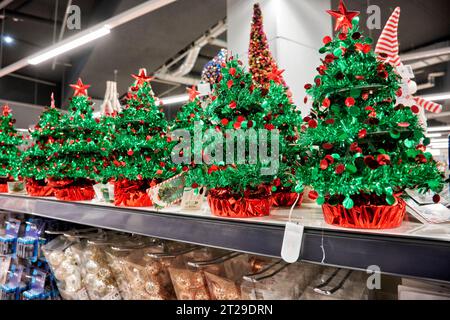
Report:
170,86,205,174
0,105,22,192
296,1,444,212
45,79,109,201
105,69,180,207
21,94,62,196
187,57,281,217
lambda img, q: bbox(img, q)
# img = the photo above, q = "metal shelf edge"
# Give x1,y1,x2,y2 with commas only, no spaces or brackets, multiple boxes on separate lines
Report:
0,194,449,282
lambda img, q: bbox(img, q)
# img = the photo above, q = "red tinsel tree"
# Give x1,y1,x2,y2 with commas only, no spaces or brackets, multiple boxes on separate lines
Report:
248,3,287,90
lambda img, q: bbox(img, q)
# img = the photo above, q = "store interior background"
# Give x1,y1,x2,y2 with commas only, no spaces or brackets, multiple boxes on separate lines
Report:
0,0,449,161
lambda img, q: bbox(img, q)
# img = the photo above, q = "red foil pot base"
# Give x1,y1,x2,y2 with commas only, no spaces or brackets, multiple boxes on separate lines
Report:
54,185,95,201
0,184,7,193
25,179,54,197
322,197,406,229
49,179,95,201
272,191,303,207
207,188,272,218
114,179,152,207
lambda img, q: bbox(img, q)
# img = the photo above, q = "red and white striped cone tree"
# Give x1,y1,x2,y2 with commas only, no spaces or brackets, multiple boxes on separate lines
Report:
375,7,442,129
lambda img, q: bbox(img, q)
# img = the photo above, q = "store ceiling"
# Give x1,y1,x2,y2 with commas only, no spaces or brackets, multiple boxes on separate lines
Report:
0,0,449,122
0,0,227,106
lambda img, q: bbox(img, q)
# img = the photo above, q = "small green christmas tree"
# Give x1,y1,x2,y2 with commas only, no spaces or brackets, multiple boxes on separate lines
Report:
170,86,205,173
21,94,63,195
296,1,444,209
261,82,302,198
187,57,277,195
45,79,109,200
106,69,179,181
105,69,180,206
0,105,22,189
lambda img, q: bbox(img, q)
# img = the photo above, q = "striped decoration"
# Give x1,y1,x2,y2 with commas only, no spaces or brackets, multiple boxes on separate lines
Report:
375,7,443,114
414,97,443,114
375,7,402,67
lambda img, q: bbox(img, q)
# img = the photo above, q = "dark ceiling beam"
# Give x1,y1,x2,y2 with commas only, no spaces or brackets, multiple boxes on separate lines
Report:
4,9,62,26
12,0,31,11
64,0,123,104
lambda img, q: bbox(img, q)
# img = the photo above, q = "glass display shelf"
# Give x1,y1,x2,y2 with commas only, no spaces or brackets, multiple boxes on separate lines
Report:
0,193,449,283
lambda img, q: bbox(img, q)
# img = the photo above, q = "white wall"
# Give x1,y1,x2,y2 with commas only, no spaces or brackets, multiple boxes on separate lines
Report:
227,0,332,114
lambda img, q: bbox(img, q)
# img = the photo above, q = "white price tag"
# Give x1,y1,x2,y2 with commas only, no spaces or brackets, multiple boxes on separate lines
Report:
76,288,89,300
197,82,211,96
102,289,122,300
397,65,415,79
281,222,304,263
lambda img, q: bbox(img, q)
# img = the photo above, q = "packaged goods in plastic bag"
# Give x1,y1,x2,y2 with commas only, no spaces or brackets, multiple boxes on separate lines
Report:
299,267,369,300
43,236,90,300
241,261,323,300
80,239,122,300
105,239,178,300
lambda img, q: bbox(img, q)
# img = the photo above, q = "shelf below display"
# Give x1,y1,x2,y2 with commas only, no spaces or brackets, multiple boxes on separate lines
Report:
0,194,450,283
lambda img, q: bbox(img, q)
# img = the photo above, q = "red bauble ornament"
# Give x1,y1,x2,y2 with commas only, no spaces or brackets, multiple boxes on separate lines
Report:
377,154,391,166
229,101,237,109
335,164,345,174
127,149,134,156
308,119,318,128
320,159,329,170
323,36,332,45
322,98,331,108
345,97,355,107
237,116,246,122
308,190,319,201
411,105,420,114
229,68,236,76
358,129,367,139
221,119,229,126
338,33,347,40
322,143,334,150
433,194,441,203
304,83,312,90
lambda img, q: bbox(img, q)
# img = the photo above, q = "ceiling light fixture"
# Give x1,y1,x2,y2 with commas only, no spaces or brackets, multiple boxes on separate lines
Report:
426,133,442,138
0,0,176,77
161,94,189,105
421,92,450,102
427,126,450,133
3,35,14,44
28,26,111,65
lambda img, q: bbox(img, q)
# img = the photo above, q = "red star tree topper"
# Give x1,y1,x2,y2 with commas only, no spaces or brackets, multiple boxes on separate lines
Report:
70,78,91,97
187,85,200,102
132,68,153,86
327,0,359,33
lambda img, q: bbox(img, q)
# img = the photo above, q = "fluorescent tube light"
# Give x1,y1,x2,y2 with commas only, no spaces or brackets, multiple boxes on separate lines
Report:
427,126,450,133
421,92,450,102
28,26,111,65
429,138,448,143
161,94,189,105
426,133,442,138
3,36,14,44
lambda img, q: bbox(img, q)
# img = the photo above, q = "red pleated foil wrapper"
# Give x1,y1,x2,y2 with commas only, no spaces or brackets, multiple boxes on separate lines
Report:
322,197,406,229
207,187,272,218
48,179,95,201
25,178,54,197
0,177,12,193
272,190,303,207
114,179,152,207
0,184,7,193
